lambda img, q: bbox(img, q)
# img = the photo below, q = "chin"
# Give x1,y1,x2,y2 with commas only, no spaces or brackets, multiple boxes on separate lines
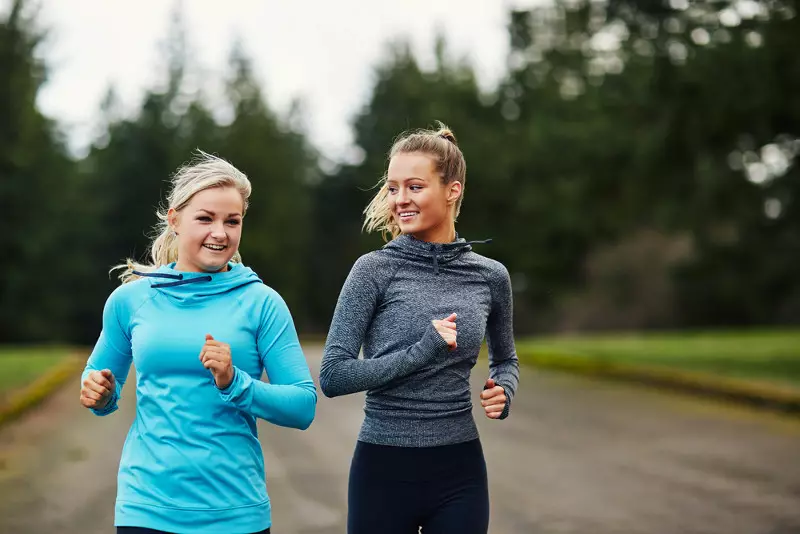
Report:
402,225,431,237
397,221,420,234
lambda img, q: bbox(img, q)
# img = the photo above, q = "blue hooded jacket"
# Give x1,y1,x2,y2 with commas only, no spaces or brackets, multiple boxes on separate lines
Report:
82,262,317,533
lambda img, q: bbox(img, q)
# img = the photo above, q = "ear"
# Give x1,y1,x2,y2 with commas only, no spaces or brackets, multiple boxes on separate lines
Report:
167,208,179,234
446,181,463,205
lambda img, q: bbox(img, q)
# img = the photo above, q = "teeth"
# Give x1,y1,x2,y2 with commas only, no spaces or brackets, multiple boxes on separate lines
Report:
399,212,417,217
204,244,225,250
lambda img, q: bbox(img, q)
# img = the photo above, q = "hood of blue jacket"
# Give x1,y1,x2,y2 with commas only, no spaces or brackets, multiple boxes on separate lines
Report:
134,262,262,303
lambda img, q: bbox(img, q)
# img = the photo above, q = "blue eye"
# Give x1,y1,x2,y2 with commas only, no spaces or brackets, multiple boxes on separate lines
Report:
227,220,241,226
387,187,398,194
197,216,212,222
410,185,423,191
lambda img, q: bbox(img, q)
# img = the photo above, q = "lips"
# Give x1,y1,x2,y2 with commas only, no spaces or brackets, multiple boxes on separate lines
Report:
203,243,226,252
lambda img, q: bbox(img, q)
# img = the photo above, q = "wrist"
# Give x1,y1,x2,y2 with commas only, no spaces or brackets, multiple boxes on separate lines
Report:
216,368,236,390
95,391,113,410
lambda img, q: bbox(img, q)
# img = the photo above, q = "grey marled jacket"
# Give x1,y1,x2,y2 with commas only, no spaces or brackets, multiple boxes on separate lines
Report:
320,234,520,447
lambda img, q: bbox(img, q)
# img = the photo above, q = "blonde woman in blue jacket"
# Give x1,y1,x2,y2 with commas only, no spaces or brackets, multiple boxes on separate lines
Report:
80,152,317,534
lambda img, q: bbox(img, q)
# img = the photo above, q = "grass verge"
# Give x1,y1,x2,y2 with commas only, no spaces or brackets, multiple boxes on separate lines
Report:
516,329,800,414
0,347,84,427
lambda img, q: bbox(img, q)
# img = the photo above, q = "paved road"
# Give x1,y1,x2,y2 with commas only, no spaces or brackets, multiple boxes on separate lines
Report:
1,345,799,534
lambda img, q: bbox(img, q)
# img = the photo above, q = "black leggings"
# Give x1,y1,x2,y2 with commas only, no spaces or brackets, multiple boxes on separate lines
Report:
348,438,490,534
118,528,270,534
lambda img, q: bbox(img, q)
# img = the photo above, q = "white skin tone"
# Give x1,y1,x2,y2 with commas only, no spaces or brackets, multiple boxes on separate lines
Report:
80,187,243,409
170,186,244,275
387,151,507,419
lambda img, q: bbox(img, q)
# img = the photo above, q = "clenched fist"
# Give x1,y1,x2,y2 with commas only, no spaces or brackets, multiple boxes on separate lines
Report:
432,313,458,351
80,369,115,410
199,334,234,389
480,378,507,419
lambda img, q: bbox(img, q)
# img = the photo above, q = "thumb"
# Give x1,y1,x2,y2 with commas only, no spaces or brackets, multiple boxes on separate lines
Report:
205,333,214,342
100,369,113,380
443,313,457,322
483,378,496,390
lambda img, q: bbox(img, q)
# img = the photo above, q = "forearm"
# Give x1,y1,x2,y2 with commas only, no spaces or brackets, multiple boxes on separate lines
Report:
218,368,317,429
320,323,448,397
489,354,520,401
485,265,520,417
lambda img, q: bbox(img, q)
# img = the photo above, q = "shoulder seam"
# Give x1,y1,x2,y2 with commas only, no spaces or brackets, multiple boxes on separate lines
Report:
475,263,496,310
374,250,406,304
127,289,159,341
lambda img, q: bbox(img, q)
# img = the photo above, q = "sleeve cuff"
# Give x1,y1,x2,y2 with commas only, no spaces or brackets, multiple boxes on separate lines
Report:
419,321,451,361
499,398,511,420
90,392,119,416
217,367,248,402
491,381,513,420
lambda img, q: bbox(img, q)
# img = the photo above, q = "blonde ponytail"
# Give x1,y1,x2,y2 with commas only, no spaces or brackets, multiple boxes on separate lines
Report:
362,182,401,241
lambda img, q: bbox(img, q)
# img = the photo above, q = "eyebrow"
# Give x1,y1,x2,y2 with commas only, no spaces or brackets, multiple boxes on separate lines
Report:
195,209,242,217
387,176,427,183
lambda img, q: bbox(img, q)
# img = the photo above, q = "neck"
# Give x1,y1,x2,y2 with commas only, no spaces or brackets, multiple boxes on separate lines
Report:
412,221,456,244
174,260,229,273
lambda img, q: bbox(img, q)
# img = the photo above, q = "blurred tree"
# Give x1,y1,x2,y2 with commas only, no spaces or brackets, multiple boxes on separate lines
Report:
0,0,75,342
72,7,203,341
220,43,318,326
497,0,800,329
3,0,799,342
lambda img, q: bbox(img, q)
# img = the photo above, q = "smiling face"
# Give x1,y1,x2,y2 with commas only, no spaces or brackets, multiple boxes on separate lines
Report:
169,186,244,273
386,151,462,243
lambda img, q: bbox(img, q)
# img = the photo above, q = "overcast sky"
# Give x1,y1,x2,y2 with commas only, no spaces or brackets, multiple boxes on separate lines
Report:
5,0,541,161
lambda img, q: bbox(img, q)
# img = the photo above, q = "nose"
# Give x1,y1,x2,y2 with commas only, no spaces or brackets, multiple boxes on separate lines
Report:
396,187,410,206
210,222,226,239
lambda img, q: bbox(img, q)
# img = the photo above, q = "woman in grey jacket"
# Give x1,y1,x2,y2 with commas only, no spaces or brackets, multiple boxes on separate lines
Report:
320,123,520,534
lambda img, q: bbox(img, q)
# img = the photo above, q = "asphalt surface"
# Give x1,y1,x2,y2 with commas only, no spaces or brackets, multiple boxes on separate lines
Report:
1,345,799,534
